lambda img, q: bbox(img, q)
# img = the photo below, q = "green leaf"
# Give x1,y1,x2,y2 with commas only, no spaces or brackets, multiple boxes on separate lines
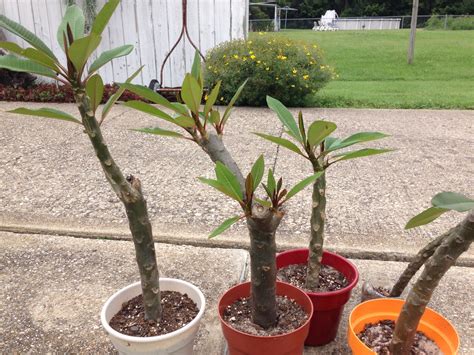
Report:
57,5,85,50
68,33,101,72
0,14,56,60
204,81,221,117
254,198,272,208
181,73,202,114
86,74,104,113
221,79,248,125
209,110,220,124
8,107,81,124
0,42,58,70
197,177,237,201
324,136,340,151
208,216,241,238
102,66,143,121
215,162,243,202
123,100,174,122
0,54,57,78
431,192,474,212
89,45,133,74
191,50,202,86
327,132,389,152
298,111,306,143
254,133,304,156
132,127,184,138
170,102,190,116
333,148,392,162
307,120,337,148
91,0,120,36
267,169,276,196
405,207,449,229
118,82,176,111
250,155,265,193
174,116,195,128
266,96,302,142
285,172,324,201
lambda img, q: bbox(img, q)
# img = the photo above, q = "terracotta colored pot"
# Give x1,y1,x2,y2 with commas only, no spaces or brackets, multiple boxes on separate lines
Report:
276,248,359,346
348,298,459,354
218,281,313,355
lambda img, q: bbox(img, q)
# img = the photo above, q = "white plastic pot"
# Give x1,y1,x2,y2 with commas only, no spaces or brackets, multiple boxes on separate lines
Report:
101,278,205,355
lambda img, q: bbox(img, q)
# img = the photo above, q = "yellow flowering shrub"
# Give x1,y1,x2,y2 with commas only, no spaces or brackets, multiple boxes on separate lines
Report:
204,35,332,106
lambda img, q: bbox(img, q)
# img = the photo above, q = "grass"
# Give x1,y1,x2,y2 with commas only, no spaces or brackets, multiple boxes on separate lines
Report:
267,30,474,109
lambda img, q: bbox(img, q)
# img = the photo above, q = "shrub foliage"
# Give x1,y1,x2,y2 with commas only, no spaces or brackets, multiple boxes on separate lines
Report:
204,34,333,107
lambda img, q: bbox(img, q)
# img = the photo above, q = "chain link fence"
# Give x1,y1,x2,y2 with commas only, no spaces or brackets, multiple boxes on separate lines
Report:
249,15,474,32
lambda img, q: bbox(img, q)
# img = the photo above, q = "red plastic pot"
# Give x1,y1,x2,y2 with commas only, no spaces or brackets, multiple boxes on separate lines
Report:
276,248,359,346
218,281,313,355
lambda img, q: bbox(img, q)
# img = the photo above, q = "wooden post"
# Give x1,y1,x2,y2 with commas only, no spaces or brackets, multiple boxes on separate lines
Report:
407,0,419,64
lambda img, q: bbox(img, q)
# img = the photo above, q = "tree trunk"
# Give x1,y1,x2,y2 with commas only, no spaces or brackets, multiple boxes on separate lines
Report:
305,170,326,290
247,204,283,328
390,210,474,354
390,230,450,297
74,88,162,321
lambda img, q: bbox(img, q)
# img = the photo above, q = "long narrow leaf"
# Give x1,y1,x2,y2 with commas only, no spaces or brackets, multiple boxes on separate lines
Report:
181,73,202,114
405,207,449,229
285,172,324,201
118,83,176,111
85,74,104,113
254,197,272,208
197,177,238,201
88,45,133,74
333,148,392,162
254,133,304,156
250,155,265,193
204,81,221,118
0,14,56,59
191,50,202,87
208,216,241,239
267,169,276,196
68,33,101,72
132,127,184,138
327,132,389,152
101,66,143,121
431,192,474,212
215,162,243,202
0,54,57,78
57,5,85,50
307,120,337,148
8,107,81,124
0,42,58,70
91,0,120,36
123,100,174,122
266,96,302,142
221,79,248,125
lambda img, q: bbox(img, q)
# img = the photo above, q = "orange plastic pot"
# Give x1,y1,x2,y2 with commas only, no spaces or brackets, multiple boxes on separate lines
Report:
348,298,459,354
218,281,313,355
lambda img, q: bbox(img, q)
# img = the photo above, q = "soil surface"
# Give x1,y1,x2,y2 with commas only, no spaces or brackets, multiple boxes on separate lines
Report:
223,295,308,336
357,320,441,354
277,263,348,292
109,291,199,337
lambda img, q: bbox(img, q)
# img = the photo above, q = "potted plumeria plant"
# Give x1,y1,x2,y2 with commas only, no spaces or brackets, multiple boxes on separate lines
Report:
257,97,391,345
120,55,320,355
0,2,205,354
349,191,473,354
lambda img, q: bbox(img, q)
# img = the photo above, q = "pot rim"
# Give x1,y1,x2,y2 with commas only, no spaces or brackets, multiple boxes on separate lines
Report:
100,278,206,343
277,248,359,297
217,281,314,340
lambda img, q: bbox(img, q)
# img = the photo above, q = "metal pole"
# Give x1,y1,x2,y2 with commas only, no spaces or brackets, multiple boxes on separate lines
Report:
444,14,448,29
407,0,419,65
285,9,288,29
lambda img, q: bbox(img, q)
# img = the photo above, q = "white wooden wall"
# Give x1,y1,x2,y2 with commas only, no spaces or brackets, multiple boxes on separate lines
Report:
0,0,249,86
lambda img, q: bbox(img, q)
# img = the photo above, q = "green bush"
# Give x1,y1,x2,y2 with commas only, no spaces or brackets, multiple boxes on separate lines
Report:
204,34,333,107
425,15,474,30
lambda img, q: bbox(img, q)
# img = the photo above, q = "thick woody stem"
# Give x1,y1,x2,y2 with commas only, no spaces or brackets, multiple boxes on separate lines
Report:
390,210,474,354
247,204,283,328
305,163,326,290
74,89,161,321
390,229,450,297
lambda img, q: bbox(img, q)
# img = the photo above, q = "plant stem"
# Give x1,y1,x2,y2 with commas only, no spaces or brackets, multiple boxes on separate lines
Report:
390,210,474,354
389,230,450,297
305,164,326,290
247,204,283,328
199,132,245,193
73,88,162,321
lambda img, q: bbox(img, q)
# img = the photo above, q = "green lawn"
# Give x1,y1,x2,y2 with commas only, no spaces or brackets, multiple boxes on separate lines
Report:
272,30,474,109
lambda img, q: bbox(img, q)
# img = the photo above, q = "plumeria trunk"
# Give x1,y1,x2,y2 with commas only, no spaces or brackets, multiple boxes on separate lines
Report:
390,210,474,354
74,88,162,321
390,230,450,297
305,170,326,290
247,205,283,328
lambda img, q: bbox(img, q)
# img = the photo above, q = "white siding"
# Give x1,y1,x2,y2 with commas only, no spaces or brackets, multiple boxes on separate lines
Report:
0,0,248,85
